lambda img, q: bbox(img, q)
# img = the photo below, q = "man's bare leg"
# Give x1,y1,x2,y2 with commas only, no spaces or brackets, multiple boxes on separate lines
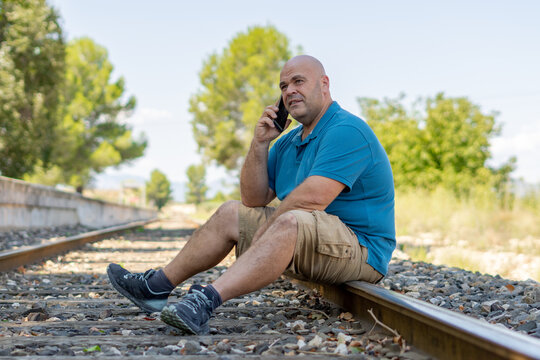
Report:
162,200,240,286
212,211,297,301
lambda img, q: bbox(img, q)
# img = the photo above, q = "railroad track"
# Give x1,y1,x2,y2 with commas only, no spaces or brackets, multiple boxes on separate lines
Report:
0,219,157,272
297,281,540,360
1,216,539,359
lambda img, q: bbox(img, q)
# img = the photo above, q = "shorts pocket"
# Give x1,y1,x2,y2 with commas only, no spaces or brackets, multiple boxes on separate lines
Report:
314,211,354,259
317,242,353,259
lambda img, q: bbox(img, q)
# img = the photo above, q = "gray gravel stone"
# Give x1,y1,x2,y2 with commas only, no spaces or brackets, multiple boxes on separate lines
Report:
145,347,160,355
159,347,173,355
516,321,537,332
37,346,59,356
0,349,10,356
216,341,231,353
183,340,201,354
254,343,269,355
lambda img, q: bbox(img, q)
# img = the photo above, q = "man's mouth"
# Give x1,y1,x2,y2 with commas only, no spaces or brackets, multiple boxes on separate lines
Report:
288,98,303,107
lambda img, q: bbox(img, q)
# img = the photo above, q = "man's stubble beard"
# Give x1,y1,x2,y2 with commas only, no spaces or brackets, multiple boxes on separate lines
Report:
293,86,324,128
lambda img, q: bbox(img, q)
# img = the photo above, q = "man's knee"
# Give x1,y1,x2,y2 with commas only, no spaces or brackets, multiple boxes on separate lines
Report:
211,200,241,237
271,211,298,232
215,200,241,219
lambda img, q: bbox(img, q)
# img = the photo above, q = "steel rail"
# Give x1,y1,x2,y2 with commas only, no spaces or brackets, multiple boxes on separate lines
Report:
0,219,156,272
294,279,540,360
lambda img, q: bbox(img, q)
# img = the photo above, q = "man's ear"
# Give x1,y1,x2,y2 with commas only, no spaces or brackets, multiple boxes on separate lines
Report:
321,75,330,91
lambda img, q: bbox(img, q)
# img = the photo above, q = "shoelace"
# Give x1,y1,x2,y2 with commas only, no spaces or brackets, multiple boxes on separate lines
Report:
123,269,155,281
181,289,212,314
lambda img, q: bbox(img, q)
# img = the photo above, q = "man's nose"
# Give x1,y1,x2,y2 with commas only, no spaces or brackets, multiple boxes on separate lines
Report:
283,86,297,100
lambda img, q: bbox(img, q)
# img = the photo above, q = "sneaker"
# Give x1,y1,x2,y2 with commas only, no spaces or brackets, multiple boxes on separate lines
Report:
160,285,214,334
107,263,169,314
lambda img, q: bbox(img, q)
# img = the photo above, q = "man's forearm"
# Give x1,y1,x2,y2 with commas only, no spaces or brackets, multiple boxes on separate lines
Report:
240,140,272,206
242,103,289,207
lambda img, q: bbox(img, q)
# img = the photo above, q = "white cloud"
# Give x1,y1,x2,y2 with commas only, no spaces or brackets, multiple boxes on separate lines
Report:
492,127,540,153
490,121,540,183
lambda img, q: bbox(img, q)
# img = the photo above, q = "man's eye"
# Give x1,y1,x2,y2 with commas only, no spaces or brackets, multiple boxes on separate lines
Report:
295,79,303,84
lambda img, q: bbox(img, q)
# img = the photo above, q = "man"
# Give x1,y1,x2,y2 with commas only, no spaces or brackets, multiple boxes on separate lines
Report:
107,55,395,335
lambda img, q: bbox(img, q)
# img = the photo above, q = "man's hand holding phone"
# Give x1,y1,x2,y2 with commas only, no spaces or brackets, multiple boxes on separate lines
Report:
273,97,289,132
254,97,291,145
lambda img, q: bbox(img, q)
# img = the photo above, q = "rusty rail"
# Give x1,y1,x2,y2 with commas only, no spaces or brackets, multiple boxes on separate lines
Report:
294,280,540,360
0,219,156,272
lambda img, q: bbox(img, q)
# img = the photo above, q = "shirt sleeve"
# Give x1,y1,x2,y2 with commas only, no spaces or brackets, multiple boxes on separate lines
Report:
267,143,278,192
308,125,372,192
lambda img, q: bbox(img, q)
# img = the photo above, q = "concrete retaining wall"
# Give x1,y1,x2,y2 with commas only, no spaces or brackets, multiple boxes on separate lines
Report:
0,176,157,230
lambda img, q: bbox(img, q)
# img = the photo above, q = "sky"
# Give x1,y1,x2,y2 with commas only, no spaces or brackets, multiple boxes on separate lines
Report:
49,0,540,197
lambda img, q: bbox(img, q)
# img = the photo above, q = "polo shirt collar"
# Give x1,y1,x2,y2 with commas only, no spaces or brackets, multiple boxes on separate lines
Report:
292,101,340,147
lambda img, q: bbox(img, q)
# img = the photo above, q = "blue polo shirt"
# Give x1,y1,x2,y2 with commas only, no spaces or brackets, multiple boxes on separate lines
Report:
267,101,395,275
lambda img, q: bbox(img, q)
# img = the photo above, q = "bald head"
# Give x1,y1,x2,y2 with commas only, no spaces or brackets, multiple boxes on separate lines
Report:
281,55,327,78
279,55,332,129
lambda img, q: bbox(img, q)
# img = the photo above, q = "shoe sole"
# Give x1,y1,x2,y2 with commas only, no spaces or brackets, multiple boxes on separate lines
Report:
160,307,198,335
106,265,159,315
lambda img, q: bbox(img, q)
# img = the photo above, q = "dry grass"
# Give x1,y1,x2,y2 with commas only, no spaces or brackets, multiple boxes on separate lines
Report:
396,187,540,280
396,187,540,256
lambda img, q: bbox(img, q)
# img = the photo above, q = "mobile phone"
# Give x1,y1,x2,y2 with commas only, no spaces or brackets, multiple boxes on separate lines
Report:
273,97,289,132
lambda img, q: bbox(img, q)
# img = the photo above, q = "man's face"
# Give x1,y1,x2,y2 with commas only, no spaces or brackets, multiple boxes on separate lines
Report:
279,61,326,125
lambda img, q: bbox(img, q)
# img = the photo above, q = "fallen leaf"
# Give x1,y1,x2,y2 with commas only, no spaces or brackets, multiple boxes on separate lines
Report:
26,312,48,322
505,284,515,292
309,313,324,320
339,312,353,321
83,345,101,353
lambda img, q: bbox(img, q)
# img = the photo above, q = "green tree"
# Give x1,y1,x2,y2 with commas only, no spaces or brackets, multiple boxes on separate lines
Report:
422,93,510,194
357,94,426,190
146,169,173,210
0,0,65,178
358,93,515,195
186,164,208,205
25,37,147,192
189,25,292,174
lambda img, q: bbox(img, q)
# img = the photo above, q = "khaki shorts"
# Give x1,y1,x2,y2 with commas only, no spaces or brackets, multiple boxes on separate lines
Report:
237,205,383,284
